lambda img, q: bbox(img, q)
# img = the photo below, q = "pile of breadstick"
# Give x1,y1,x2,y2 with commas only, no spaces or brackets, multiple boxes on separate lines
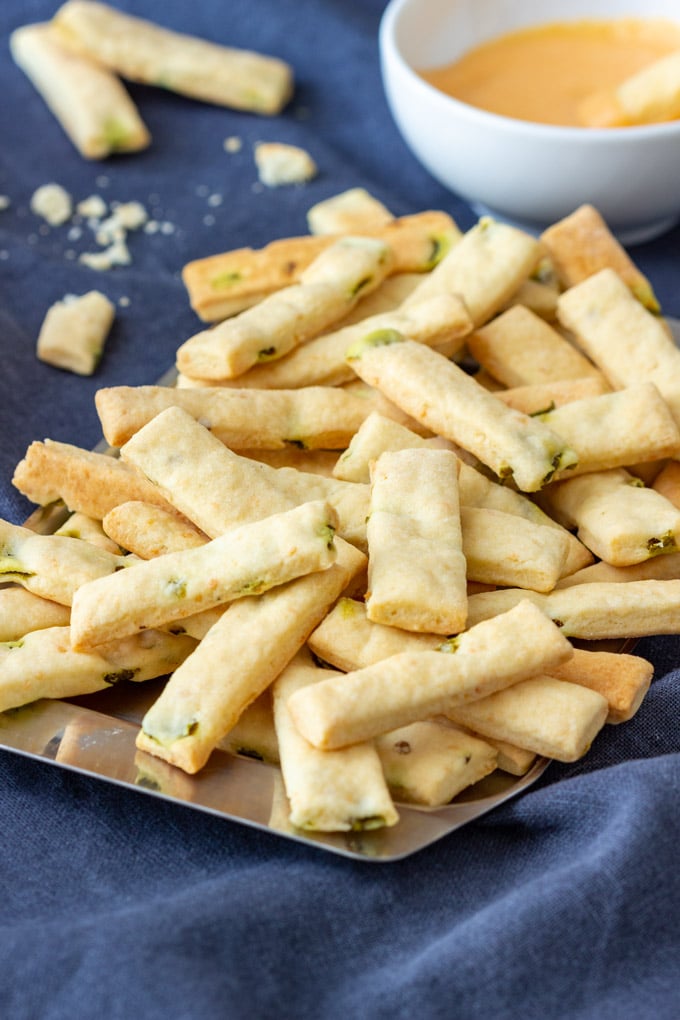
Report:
11,1,293,159
4,194,680,834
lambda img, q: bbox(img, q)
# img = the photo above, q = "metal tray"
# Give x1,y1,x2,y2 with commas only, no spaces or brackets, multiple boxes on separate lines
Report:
3,319,677,861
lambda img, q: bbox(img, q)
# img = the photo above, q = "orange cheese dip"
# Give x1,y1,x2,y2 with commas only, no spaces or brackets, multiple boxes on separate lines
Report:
420,19,680,127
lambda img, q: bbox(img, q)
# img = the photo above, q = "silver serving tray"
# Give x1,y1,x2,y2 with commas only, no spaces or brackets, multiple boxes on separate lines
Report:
3,319,678,861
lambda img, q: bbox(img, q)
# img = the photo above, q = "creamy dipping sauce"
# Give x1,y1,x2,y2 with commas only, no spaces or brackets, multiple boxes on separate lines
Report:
420,19,680,127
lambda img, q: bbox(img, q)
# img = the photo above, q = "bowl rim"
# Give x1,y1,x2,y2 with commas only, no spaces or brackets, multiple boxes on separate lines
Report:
379,0,680,143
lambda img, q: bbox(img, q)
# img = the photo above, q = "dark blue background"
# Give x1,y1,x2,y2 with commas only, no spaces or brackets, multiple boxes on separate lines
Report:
1,3,679,1017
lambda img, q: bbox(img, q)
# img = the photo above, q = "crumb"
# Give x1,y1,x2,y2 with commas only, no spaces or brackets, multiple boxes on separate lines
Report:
30,183,72,226
203,214,216,227
160,221,175,235
207,193,223,207
223,135,242,153
0,195,10,210
111,200,148,230
76,195,108,219
253,142,317,187
119,295,131,307
79,239,131,271
143,220,160,234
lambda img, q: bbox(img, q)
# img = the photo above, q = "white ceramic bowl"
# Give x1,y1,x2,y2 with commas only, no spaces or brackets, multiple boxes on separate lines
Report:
379,0,680,243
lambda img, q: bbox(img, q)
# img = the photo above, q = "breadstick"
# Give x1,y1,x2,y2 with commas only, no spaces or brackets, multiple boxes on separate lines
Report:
548,648,653,724
465,580,680,639
52,0,293,115
493,376,610,415
120,405,370,548
402,217,542,326
306,188,394,235
102,502,208,558
135,540,366,773
176,236,393,380
467,304,602,387
0,517,126,605
538,382,680,479
557,268,680,424
545,468,680,565
579,50,680,127
346,331,578,492
181,212,458,322
540,204,660,312
195,293,472,391
0,626,195,714
10,21,150,159
96,382,424,451
375,721,497,807
69,499,339,650
0,588,71,642
365,449,468,633
287,600,573,749
12,439,174,520
446,676,609,762
273,650,398,831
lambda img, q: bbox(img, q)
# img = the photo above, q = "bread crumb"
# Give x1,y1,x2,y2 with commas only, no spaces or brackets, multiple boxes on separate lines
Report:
111,200,148,231
79,239,131,271
30,183,72,226
0,195,10,211
253,142,317,187
223,135,243,153
76,195,108,219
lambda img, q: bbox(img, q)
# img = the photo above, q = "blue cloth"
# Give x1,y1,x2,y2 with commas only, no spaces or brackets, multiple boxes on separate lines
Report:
1,2,680,1017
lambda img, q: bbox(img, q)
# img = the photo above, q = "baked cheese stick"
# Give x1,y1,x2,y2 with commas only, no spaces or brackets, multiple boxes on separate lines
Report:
287,600,573,749
96,382,423,451
0,517,127,606
375,721,498,806
579,49,680,127
54,510,122,554
196,293,472,391
446,676,609,763
557,268,680,424
120,406,370,548
540,204,660,312
0,626,195,714
402,217,542,326
465,580,680,639
52,0,293,115
544,468,680,566
176,237,393,381
467,304,602,388
12,439,175,520
69,500,338,650
366,449,468,633
10,21,150,159
181,212,458,322
0,588,71,642
102,502,208,558
549,648,653,725
135,540,366,773
494,377,610,415
36,291,115,375
332,413,592,575
346,331,578,492
306,188,394,235
537,382,680,478
273,649,398,831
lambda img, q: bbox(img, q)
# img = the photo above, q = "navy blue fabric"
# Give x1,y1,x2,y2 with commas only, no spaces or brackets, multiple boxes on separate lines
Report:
1,3,680,1018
